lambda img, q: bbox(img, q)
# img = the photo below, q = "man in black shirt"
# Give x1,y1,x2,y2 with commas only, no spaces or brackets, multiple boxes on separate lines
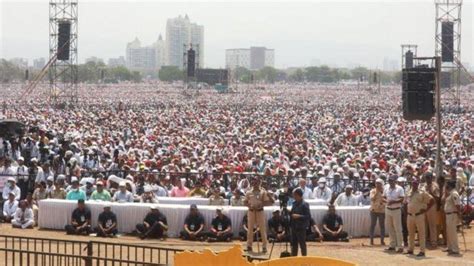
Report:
180,204,205,241
290,188,310,256
207,208,233,242
96,204,118,237
239,212,260,241
268,209,289,242
306,217,323,242
65,199,91,235
321,204,349,241
136,205,168,240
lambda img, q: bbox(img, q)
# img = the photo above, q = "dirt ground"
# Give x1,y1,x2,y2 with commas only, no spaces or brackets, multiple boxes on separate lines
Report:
1,223,473,266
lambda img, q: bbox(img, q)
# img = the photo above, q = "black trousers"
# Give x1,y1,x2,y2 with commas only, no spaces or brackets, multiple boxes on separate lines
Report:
95,226,118,237
65,224,91,235
179,230,206,240
306,232,322,242
136,223,164,238
268,232,289,242
206,231,233,241
290,228,307,256
322,230,348,241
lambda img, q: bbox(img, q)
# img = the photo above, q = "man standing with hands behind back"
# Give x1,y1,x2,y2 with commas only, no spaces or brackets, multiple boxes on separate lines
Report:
289,188,311,256
244,176,274,253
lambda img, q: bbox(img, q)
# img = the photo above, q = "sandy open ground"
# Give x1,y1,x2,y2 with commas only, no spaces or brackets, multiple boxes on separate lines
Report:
1,223,473,265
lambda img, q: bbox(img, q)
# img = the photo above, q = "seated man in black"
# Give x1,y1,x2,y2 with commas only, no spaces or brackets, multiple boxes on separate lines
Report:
268,209,289,242
306,217,323,242
180,204,206,241
321,204,349,242
207,208,233,242
96,204,118,237
238,211,260,241
65,199,91,235
136,205,168,240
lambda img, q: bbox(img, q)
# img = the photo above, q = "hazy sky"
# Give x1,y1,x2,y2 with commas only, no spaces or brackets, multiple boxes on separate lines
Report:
1,0,473,69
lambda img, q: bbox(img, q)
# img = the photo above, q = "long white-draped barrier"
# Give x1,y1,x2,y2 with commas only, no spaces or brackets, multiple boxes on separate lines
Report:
38,199,378,238
155,197,328,206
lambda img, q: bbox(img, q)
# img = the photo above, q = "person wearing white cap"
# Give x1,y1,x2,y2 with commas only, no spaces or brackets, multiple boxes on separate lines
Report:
2,177,21,201
66,177,86,201
12,200,35,229
140,185,158,203
369,178,386,246
112,181,133,203
312,177,332,202
2,191,18,223
334,184,358,206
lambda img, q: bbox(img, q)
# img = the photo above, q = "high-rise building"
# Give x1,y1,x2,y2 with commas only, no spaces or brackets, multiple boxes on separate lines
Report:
165,14,204,69
225,49,251,69
225,47,274,70
33,58,46,69
126,37,157,71
154,34,166,70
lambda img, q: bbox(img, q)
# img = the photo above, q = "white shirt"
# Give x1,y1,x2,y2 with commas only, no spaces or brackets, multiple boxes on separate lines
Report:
13,207,34,223
0,166,16,192
300,186,314,199
113,190,134,203
312,186,332,202
383,185,405,208
2,185,21,201
16,165,29,182
334,193,358,206
3,199,18,217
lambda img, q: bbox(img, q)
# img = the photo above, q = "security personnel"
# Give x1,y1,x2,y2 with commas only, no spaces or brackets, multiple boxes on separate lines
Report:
243,177,274,253
443,180,461,255
421,172,441,248
406,178,434,257
290,188,311,256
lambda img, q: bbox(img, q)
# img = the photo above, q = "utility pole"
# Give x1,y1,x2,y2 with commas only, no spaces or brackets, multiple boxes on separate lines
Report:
435,56,442,182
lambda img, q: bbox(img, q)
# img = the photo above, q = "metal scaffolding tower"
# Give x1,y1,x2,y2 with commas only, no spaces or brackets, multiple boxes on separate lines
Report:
49,0,78,104
435,0,462,107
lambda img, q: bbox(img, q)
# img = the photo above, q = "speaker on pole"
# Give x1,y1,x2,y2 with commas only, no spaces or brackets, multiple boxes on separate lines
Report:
187,48,196,78
57,21,71,61
402,66,436,121
405,50,414,68
441,22,454,62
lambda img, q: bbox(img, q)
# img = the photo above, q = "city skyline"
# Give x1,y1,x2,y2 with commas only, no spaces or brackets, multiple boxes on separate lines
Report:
1,1,473,70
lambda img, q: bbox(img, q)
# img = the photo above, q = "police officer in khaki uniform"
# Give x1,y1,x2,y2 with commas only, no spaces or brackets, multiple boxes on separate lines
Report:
243,177,274,253
421,172,441,248
443,180,461,255
406,178,434,257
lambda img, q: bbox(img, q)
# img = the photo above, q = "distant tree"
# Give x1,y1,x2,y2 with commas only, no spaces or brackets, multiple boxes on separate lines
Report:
158,66,184,81
289,68,305,82
0,59,23,82
232,67,252,83
256,66,278,83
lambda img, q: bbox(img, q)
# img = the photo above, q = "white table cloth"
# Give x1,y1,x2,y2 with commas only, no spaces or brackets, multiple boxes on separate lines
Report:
155,197,328,206
38,199,379,238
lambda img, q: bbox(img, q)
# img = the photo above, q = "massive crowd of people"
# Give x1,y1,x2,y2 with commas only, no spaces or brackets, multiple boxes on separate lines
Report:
0,82,472,256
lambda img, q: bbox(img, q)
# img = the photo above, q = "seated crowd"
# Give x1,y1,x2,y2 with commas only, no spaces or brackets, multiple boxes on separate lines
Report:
59,197,348,243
